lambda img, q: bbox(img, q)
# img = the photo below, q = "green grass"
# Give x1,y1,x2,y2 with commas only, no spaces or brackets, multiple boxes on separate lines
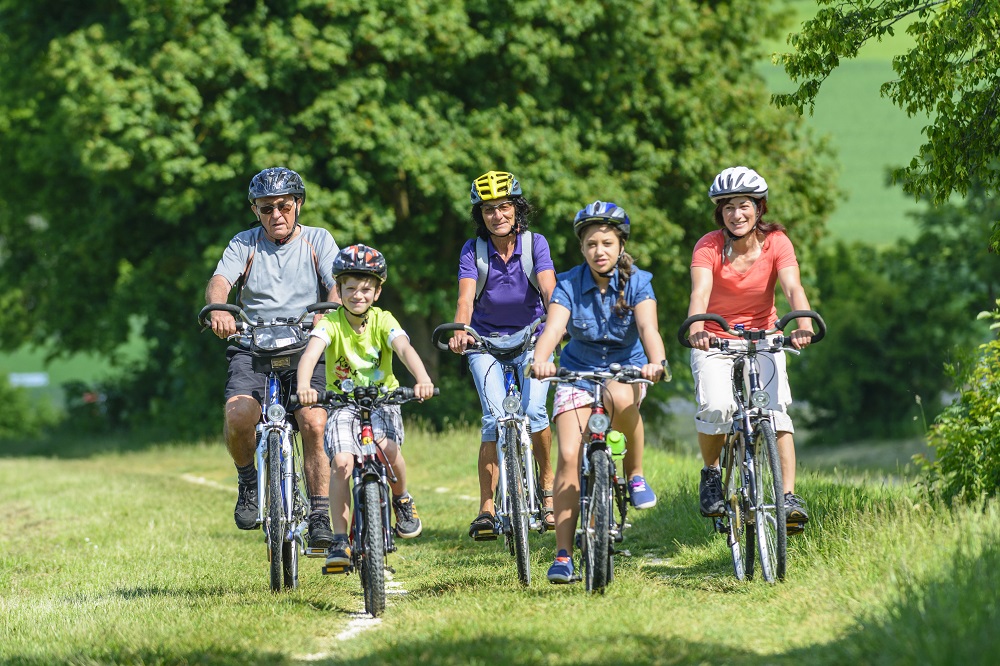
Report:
1,425,996,665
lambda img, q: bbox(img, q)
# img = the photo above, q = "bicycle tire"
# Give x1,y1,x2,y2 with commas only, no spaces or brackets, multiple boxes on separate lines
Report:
283,436,306,589
359,480,386,617
722,433,750,581
504,425,531,587
583,449,611,593
266,431,284,593
753,420,787,583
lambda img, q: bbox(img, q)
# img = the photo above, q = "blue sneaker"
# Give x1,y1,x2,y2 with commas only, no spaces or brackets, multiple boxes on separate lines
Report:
629,475,657,509
547,549,575,584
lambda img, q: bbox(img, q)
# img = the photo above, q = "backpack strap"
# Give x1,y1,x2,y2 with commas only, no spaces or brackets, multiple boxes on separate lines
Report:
474,233,539,303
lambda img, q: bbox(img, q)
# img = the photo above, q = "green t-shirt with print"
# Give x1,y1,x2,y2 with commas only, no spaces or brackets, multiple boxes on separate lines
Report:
311,306,408,393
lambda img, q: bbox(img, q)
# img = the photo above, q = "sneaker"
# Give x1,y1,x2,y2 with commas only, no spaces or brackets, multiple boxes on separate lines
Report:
307,511,334,550
547,549,575,584
699,466,725,517
234,483,259,530
784,492,809,527
392,494,423,538
628,475,657,509
325,538,352,566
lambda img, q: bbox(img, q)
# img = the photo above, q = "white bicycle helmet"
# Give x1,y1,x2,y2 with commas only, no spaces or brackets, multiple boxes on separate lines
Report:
709,166,768,204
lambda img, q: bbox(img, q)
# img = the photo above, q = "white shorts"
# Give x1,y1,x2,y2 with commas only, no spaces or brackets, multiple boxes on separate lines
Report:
690,346,794,435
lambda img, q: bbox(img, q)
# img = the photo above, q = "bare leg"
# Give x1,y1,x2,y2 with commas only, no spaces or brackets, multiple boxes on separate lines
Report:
298,405,331,503
478,441,499,515
777,431,796,494
553,407,589,557
381,439,407,496
223,396,260,467
328,452,355,534
698,432,726,468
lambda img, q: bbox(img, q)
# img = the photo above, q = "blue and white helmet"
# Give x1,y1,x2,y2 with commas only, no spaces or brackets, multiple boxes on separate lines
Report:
709,166,768,204
572,200,631,240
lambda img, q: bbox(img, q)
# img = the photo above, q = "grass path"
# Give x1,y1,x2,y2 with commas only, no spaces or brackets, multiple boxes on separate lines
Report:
1,427,996,665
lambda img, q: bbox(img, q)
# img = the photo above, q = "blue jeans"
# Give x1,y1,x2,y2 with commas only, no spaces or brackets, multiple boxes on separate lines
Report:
468,348,552,443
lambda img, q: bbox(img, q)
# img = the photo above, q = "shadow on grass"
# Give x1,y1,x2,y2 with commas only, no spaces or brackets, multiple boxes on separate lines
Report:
0,423,199,459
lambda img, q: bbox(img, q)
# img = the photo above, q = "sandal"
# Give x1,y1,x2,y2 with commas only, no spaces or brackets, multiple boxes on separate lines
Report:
541,490,555,529
468,511,498,541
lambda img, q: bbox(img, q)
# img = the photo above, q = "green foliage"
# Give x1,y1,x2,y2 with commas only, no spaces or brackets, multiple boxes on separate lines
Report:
0,381,60,440
917,302,1000,505
774,0,1000,211
793,182,1000,441
0,0,836,432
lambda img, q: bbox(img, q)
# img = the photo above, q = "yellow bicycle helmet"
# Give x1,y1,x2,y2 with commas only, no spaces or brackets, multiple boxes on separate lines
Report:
470,170,522,205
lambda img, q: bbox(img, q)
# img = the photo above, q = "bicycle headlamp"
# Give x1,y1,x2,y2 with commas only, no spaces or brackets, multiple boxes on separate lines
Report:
588,413,610,435
266,403,287,422
340,379,355,393
502,395,521,415
751,390,770,409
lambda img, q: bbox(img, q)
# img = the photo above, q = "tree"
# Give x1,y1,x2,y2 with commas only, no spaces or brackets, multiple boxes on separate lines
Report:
774,0,1000,222
0,0,835,432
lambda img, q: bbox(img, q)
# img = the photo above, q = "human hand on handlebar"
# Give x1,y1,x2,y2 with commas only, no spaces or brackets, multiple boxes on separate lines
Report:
209,310,238,339
413,381,436,400
788,328,813,350
641,363,665,382
688,330,715,351
448,330,473,354
296,387,319,406
530,360,557,380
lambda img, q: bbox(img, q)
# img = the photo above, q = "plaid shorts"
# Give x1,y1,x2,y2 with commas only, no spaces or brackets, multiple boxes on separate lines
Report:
552,382,648,418
324,403,404,458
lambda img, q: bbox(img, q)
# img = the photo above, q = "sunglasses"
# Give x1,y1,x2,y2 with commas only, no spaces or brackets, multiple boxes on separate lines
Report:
481,201,515,215
256,200,296,216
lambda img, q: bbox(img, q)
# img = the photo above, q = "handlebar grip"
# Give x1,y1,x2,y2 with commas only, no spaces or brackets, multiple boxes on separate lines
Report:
198,303,248,327
306,301,340,314
431,323,470,351
775,310,827,344
676,313,730,348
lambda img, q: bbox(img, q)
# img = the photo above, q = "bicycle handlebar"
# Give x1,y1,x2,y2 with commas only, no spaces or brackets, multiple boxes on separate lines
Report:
676,310,827,349
198,301,341,332
292,386,440,408
533,363,654,387
431,318,545,354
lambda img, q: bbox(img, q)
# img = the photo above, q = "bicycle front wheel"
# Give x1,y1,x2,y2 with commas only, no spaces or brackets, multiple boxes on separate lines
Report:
753,420,786,583
504,425,531,587
582,449,611,593
266,431,284,593
359,480,386,617
283,435,306,589
722,433,750,581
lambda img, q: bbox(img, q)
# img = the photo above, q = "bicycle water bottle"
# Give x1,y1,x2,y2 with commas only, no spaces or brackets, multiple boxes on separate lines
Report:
607,429,627,459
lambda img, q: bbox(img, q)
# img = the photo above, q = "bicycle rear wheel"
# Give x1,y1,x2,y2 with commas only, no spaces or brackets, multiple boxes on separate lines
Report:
753,420,786,583
504,425,531,587
722,433,750,581
266,431,284,593
359,480,386,617
582,449,611,593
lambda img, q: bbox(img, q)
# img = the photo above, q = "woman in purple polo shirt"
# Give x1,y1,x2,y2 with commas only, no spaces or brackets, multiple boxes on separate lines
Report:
448,170,558,540
531,201,667,584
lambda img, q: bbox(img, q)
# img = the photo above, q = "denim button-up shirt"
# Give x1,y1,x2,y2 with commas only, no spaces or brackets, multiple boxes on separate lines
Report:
551,264,656,372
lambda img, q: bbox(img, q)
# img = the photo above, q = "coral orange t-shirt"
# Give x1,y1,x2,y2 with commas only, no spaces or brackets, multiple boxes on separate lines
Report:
690,230,799,338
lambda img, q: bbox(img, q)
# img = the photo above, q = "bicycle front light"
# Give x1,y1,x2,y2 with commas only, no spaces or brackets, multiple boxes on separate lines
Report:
502,395,521,415
588,413,610,435
751,390,770,409
266,403,287,422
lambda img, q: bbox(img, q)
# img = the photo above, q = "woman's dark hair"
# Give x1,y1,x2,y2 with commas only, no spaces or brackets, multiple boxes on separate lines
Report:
713,197,786,234
580,224,634,317
471,195,533,240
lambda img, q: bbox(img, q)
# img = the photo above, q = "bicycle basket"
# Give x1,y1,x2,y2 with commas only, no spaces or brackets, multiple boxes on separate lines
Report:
249,324,308,373
481,325,534,362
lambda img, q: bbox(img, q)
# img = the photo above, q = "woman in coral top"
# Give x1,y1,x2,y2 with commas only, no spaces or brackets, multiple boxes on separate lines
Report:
685,166,816,533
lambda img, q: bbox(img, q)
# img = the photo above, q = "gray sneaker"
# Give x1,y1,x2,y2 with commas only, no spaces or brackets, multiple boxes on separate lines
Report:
392,495,422,538
784,492,809,534
699,466,725,517
307,511,334,550
234,483,259,530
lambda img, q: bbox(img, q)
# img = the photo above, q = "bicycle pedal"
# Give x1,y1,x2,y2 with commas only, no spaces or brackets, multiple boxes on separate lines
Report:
472,530,499,541
304,547,328,559
786,522,806,535
322,562,352,575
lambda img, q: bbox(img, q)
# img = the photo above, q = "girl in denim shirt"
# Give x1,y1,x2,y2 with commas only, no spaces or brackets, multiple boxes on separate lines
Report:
531,201,667,583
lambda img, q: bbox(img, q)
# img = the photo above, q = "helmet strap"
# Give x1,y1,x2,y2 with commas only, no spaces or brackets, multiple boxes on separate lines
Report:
597,247,625,279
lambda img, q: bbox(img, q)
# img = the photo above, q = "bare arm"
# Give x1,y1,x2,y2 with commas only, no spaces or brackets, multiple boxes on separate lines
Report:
448,277,477,354
392,335,435,400
295,337,328,405
777,265,814,349
537,269,556,311
205,275,237,339
531,302,571,379
686,266,715,350
634,298,666,381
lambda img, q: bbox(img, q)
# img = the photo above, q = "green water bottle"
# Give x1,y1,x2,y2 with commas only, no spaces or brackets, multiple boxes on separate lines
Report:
607,429,627,459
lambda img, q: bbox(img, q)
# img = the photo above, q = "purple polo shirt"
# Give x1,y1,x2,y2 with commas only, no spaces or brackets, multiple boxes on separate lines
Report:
458,232,554,335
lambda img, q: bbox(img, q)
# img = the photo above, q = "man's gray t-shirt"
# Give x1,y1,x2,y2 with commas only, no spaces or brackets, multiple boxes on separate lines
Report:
214,226,338,321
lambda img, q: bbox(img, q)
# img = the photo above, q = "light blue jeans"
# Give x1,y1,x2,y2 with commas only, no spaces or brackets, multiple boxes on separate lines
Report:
468,348,552,443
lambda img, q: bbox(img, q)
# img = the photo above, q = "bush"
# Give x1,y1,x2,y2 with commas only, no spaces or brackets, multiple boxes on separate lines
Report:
917,303,1000,504
0,380,60,440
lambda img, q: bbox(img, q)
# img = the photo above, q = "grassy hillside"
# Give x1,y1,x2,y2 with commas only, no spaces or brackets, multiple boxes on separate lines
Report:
1,425,995,665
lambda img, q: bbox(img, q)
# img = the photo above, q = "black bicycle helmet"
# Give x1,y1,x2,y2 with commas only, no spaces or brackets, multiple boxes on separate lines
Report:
332,244,388,283
248,167,306,203
572,200,631,240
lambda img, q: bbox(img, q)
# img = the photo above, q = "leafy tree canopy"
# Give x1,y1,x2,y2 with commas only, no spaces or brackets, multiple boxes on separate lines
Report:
774,0,1000,214
0,0,835,430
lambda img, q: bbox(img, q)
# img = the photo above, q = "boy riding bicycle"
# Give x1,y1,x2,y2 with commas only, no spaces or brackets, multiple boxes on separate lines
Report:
295,244,435,569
